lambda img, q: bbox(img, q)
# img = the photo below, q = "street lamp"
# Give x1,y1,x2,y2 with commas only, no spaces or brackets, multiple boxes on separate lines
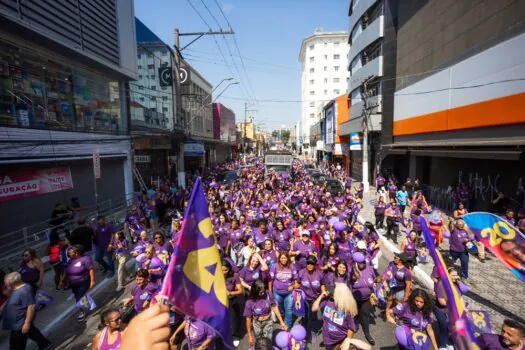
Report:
211,78,234,96
213,81,239,102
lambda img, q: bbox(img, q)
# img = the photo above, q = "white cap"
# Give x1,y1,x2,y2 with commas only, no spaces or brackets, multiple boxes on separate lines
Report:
356,241,367,250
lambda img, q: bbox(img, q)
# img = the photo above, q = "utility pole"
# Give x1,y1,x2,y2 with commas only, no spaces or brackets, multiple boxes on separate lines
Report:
243,102,257,156
173,28,234,187
361,76,373,193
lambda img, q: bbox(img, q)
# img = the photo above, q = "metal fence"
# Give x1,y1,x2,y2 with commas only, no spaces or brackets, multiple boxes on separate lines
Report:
0,193,137,272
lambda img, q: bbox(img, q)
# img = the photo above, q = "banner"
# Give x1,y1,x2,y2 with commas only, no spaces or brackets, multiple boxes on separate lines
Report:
292,289,306,317
462,212,525,282
349,132,363,150
0,167,73,202
419,217,481,350
468,310,492,338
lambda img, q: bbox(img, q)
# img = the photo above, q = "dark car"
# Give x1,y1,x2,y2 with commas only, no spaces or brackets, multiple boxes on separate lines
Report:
217,171,238,185
309,171,326,184
325,179,343,196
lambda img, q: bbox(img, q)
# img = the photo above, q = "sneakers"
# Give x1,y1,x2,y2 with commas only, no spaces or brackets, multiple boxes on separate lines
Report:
233,340,240,347
365,333,376,346
77,312,86,322
116,286,124,293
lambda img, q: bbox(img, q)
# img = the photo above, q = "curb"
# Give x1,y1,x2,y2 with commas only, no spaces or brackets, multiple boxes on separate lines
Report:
356,214,435,291
40,258,135,337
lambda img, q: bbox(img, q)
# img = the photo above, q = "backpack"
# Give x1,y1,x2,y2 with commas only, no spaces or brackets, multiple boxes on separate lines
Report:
49,244,62,265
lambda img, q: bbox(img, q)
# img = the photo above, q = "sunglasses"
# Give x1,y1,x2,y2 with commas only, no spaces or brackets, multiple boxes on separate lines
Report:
306,262,316,265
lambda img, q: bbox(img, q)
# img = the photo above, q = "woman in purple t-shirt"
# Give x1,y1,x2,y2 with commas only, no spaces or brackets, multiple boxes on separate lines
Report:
350,252,377,345
268,253,296,329
387,289,438,350
244,280,287,347
312,283,358,350
171,316,216,349
65,244,95,321
239,253,268,292
323,261,349,289
221,259,243,344
400,230,419,259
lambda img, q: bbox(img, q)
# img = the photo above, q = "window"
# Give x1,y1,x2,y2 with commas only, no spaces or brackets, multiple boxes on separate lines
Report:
324,54,328,60
161,86,167,90
138,75,143,79
151,86,156,90
324,89,328,95
148,53,154,58
310,113,315,118
334,42,340,48
346,77,349,82
333,54,340,60
334,89,340,95
147,64,154,69
160,62,168,67
161,51,168,56
150,75,155,79
324,66,327,72
137,54,142,59
138,85,144,90
150,96,156,101
138,65,142,69
163,107,168,112
309,91,315,96
334,66,340,71
324,78,328,84
309,56,314,62
309,79,314,84
309,102,315,107
309,44,314,50
309,68,315,73
324,42,328,47
162,96,168,101
334,78,340,83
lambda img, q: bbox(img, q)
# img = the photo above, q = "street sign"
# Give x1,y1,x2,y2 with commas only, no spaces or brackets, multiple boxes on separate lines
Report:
134,155,151,163
179,67,189,85
159,67,173,87
93,153,101,179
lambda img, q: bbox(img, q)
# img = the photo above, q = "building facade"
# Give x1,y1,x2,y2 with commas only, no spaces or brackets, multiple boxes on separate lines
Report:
212,102,236,163
389,0,525,212
342,0,398,182
0,0,137,234
299,31,349,156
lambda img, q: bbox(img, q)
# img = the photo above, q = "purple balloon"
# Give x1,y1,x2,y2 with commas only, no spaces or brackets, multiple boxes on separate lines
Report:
135,253,147,263
328,217,339,226
352,252,365,263
334,221,346,232
275,331,289,348
290,324,307,342
458,281,469,294
395,325,409,347
443,230,451,239
271,204,279,211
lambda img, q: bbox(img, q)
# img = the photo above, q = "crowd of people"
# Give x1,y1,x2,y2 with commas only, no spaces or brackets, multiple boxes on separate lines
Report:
1,157,524,350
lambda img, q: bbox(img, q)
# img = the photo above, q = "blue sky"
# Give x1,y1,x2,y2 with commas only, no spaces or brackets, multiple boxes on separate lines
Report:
134,0,349,130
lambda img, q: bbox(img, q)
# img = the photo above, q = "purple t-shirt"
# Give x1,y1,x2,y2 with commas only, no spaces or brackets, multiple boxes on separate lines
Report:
296,268,324,301
350,265,376,301
239,266,262,285
477,333,522,350
262,250,278,268
434,280,464,309
253,228,273,246
154,242,173,256
184,317,215,348
243,294,276,318
269,265,296,294
390,265,412,291
320,299,357,346
66,256,94,284
113,239,129,256
131,282,158,313
375,202,387,215
450,228,469,253
225,273,241,295
273,229,292,252
293,240,319,269
393,302,435,331
229,229,245,245
335,238,353,263
95,223,115,247
323,273,348,289
404,239,417,256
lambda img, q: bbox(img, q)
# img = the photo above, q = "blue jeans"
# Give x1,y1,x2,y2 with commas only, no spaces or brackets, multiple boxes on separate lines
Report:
273,291,293,328
435,307,452,347
95,247,114,272
449,251,469,279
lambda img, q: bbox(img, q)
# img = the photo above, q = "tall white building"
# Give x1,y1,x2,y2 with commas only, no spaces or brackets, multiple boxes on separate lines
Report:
299,31,349,155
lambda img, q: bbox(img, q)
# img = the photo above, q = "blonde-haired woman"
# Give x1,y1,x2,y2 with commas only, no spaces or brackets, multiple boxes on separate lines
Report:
312,282,358,350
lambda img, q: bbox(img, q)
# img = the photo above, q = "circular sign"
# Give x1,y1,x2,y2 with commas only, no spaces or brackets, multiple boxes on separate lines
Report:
160,68,173,86
179,67,188,84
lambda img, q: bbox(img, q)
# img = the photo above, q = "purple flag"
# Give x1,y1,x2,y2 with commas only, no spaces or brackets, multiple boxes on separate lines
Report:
75,293,96,311
292,289,306,317
405,325,431,350
468,310,492,338
160,177,233,348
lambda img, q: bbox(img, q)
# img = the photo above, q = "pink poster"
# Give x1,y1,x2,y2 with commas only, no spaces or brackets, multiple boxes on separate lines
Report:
0,167,74,202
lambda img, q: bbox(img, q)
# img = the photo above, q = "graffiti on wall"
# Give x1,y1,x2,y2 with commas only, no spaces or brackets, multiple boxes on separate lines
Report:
425,171,524,214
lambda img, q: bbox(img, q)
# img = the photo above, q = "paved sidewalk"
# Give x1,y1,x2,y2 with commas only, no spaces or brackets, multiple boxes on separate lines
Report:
359,188,525,331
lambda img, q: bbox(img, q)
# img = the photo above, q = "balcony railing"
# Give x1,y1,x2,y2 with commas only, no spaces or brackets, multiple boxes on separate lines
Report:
348,0,379,35
350,55,383,92
350,15,384,62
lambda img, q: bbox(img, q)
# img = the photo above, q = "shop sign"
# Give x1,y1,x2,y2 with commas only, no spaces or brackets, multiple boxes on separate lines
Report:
184,142,205,157
350,132,363,151
0,167,73,202
93,153,101,179
134,155,151,163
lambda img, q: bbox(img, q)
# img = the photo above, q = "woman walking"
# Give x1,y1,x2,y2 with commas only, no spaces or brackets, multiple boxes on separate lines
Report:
65,244,95,321
268,253,296,329
18,249,44,295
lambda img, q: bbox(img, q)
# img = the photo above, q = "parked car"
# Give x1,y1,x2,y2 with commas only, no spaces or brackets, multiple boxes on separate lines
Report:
325,179,343,196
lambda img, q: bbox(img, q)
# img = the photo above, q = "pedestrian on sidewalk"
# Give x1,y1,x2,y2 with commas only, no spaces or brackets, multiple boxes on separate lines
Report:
92,307,124,350
47,232,66,291
385,203,402,244
65,244,95,321
94,216,115,277
374,196,387,230
2,272,52,350
396,185,409,216
449,220,473,281
69,217,95,255
18,249,44,296
110,231,130,293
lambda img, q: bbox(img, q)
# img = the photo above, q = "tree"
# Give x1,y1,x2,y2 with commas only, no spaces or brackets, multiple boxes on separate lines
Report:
281,130,290,144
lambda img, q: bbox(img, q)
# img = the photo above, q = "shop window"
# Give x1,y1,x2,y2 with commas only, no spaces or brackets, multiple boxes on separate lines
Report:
0,37,124,134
